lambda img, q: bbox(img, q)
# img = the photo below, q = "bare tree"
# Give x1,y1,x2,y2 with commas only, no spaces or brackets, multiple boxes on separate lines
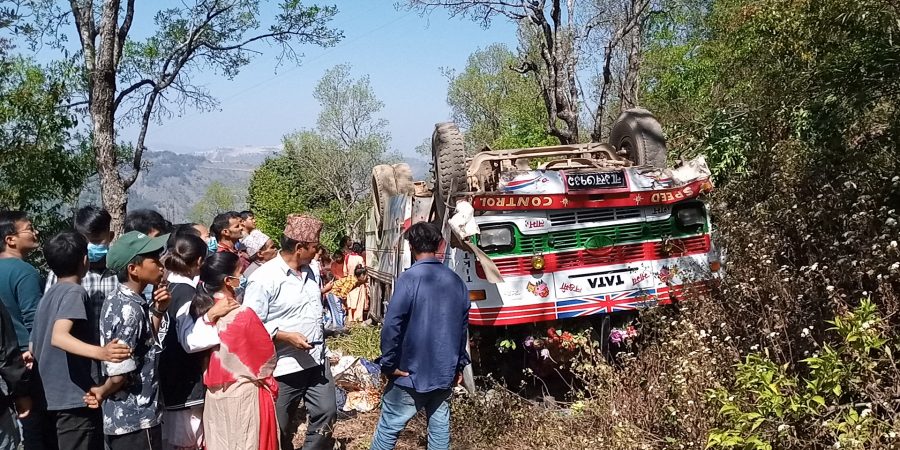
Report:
589,0,653,141
41,0,343,232
406,0,582,144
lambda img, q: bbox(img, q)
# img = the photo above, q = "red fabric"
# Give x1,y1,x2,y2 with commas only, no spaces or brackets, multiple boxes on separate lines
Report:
204,306,275,386
203,295,278,449
331,260,345,279
257,377,279,450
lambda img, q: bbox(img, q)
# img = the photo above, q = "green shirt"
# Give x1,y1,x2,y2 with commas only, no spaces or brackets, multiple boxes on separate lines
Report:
0,258,42,351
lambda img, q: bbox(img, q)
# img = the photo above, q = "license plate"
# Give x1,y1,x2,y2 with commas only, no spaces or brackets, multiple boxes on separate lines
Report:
566,171,626,190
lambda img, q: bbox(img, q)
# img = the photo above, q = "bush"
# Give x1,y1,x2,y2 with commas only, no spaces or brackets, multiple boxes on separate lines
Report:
708,299,898,449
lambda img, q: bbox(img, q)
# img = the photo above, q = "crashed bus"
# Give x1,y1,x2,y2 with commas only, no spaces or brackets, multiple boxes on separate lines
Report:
366,109,720,391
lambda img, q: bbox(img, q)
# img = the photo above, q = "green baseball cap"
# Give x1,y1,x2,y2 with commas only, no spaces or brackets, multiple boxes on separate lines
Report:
106,231,169,273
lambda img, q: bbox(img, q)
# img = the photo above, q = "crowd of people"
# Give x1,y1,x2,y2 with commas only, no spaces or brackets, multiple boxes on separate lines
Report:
0,205,472,450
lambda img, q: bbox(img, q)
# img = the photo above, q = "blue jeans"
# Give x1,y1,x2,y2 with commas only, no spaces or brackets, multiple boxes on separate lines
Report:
369,382,451,450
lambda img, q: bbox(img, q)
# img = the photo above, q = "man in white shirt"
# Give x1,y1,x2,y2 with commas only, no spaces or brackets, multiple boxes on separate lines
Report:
243,214,336,450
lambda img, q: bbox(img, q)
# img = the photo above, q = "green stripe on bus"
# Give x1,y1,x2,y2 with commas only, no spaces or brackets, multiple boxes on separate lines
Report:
475,218,708,257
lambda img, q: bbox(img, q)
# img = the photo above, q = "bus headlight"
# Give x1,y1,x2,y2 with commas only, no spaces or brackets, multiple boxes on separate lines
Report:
674,204,706,229
479,226,514,250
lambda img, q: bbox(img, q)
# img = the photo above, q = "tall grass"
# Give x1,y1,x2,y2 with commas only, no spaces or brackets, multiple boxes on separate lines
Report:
328,325,382,360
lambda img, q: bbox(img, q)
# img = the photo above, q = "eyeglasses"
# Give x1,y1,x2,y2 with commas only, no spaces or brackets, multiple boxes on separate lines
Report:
10,227,36,236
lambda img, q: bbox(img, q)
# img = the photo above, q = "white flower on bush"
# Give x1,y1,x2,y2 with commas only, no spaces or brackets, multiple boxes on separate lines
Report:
801,327,811,337
826,285,835,292
778,424,789,432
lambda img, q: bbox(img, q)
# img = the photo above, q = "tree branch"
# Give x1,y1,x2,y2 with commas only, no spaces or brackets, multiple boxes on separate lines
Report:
69,0,96,71
63,99,91,109
124,90,159,189
114,78,155,110
199,30,300,52
115,0,135,67
510,60,538,74
405,0,529,23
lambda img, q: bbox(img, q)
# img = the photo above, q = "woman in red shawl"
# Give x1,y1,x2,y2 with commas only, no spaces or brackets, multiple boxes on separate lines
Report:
190,252,279,450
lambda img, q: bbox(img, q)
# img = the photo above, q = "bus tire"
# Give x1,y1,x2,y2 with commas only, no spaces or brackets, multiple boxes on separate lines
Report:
372,164,398,224
609,108,668,168
432,122,466,222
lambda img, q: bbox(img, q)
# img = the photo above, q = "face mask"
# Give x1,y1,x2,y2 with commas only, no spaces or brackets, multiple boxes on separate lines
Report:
229,275,247,302
207,237,218,253
87,243,109,263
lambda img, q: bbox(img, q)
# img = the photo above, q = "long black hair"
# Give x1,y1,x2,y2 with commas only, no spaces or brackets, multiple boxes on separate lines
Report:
190,251,239,319
163,233,206,277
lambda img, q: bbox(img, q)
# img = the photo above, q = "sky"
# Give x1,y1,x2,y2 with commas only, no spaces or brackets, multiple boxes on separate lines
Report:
106,1,520,157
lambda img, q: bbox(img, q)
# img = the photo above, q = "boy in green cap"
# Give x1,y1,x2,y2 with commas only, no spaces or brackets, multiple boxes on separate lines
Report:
84,231,171,450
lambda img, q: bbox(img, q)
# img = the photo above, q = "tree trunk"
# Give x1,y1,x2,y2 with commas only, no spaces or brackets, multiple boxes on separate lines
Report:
621,21,643,111
92,1,127,234
592,39,617,142
92,80,127,233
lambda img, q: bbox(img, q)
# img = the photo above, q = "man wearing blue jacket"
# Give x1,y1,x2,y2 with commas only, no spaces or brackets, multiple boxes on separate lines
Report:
370,222,470,450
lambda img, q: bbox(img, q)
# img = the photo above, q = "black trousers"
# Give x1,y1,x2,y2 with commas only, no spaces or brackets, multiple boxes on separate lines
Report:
275,365,337,450
21,386,58,450
106,425,162,450
55,407,103,450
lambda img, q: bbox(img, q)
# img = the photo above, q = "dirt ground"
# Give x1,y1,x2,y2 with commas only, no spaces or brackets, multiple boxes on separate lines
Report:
291,410,428,450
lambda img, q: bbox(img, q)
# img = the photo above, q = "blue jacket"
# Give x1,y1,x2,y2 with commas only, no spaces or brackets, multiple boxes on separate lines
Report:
378,258,470,393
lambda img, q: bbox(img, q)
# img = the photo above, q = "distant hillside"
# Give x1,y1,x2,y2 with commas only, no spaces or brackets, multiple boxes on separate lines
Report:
77,149,432,225
78,147,274,224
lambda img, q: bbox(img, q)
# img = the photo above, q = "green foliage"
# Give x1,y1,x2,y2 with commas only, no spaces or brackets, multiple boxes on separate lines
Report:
314,64,388,151
0,57,92,233
708,300,894,449
248,153,318,241
327,325,382,361
444,43,555,151
643,0,900,186
248,64,394,244
188,181,236,226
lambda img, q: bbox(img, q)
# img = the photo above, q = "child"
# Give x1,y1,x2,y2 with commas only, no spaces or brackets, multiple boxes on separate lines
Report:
346,265,369,323
159,233,211,450
32,231,132,450
44,206,119,388
85,231,171,450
